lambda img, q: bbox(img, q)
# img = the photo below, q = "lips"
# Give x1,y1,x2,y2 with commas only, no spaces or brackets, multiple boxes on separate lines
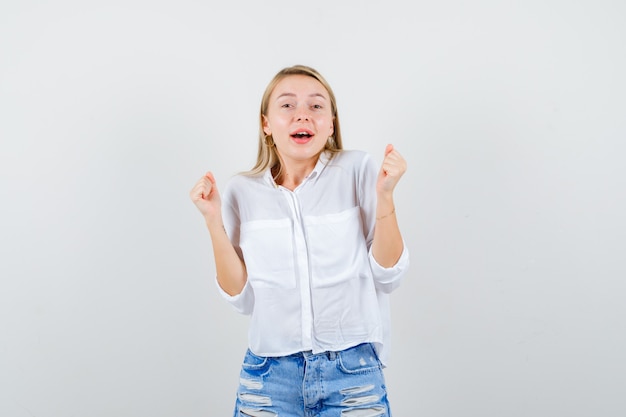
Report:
290,129,314,143
290,128,314,138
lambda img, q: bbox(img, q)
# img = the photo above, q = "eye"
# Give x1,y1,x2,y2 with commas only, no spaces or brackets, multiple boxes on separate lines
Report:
281,103,293,108
312,104,323,109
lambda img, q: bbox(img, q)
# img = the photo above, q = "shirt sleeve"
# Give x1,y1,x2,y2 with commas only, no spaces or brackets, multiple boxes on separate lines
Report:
358,153,410,294
215,177,255,315
368,242,409,293
215,277,254,314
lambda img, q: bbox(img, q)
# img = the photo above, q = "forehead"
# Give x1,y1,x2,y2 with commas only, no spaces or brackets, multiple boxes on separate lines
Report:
271,74,329,100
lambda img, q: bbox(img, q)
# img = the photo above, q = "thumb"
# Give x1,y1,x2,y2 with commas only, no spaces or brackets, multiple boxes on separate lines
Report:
379,144,393,178
205,171,219,193
202,171,219,200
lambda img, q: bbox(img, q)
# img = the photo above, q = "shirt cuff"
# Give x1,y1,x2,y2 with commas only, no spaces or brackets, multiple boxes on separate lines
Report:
368,241,409,293
215,277,254,314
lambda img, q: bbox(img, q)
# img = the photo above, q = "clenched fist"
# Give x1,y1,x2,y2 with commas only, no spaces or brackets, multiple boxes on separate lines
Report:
190,171,222,224
377,144,407,195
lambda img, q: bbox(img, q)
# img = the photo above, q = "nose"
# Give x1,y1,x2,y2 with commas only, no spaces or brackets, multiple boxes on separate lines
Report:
295,106,310,121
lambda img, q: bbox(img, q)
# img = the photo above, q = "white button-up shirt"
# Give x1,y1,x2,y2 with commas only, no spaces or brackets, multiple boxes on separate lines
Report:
217,150,409,365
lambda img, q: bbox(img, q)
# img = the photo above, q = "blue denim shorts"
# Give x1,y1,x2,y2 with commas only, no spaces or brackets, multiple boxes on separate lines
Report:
233,343,392,417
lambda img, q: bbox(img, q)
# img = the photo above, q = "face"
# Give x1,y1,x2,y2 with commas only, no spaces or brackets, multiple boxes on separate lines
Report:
263,74,334,170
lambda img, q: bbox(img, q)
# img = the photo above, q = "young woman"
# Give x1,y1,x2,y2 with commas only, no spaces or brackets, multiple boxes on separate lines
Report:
190,65,409,417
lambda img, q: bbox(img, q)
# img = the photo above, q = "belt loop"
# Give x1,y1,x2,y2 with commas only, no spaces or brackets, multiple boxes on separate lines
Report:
327,351,336,361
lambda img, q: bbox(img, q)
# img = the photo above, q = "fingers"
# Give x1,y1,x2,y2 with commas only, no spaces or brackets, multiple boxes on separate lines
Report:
190,171,217,201
190,180,211,202
381,144,406,178
377,144,406,194
205,171,216,184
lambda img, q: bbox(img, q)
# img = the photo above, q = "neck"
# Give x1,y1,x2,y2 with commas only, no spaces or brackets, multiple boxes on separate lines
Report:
274,161,316,191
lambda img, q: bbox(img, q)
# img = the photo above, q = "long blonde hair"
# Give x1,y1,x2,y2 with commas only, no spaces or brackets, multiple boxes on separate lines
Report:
245,65,343,178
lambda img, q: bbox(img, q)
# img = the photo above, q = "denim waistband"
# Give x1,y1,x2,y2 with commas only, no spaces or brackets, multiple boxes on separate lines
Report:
284,342,371,360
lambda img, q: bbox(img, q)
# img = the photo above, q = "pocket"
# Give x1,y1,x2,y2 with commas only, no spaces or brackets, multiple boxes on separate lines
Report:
305,206,368,288
241,349,271,376
336,343,382,375
240,218,296,289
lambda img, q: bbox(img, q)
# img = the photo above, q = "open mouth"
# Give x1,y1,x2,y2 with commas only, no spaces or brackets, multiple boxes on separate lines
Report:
291,130,313,140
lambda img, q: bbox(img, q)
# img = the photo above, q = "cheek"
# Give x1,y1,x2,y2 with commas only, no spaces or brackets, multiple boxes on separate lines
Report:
264,116,286,134
316,117,334,133
270,116,290,129
326,121,335,136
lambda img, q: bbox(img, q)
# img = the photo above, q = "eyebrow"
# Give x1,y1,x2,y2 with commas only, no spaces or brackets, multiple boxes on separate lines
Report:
275,93,327,100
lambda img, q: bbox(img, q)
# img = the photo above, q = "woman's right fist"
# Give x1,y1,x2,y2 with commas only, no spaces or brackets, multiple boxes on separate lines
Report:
190,171,222,221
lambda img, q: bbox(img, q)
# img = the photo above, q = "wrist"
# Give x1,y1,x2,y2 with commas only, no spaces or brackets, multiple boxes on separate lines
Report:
376,207,396,221
205,216,224,232
376,194,395,221
376,191,394,202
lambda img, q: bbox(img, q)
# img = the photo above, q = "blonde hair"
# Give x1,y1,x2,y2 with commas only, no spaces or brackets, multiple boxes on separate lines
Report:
245,65,343,178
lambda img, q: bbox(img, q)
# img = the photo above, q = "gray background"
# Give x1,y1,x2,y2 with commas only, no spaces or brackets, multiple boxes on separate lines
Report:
1,0,625,416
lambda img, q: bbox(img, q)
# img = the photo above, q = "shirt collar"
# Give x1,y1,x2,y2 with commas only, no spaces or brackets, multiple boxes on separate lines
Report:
263,150,332,189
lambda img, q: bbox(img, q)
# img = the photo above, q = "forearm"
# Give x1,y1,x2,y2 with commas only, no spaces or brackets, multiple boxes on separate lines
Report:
371,193,404,267
207,220,247,296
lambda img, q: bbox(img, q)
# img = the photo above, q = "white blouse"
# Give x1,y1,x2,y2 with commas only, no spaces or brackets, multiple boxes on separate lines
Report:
217,150,409,365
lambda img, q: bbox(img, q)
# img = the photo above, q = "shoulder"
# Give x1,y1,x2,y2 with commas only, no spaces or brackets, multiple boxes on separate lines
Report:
329,149,372,168
222,172,266,200
225,173,260,187
320,150,377,187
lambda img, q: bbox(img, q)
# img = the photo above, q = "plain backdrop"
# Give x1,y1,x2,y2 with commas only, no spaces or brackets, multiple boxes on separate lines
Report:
1,0,625,416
